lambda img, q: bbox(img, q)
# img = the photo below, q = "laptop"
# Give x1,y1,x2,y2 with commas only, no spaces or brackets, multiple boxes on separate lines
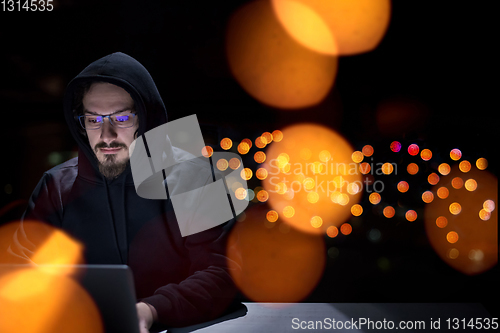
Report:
0,264,140,333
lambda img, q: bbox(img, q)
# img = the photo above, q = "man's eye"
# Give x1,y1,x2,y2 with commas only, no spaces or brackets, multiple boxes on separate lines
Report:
87,116,102,123
115,115,130,122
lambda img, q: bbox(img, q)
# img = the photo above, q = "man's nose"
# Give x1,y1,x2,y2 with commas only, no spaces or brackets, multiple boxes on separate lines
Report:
100,118,117,142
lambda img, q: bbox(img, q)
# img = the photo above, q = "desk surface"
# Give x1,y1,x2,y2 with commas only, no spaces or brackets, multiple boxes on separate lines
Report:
164,302,493,333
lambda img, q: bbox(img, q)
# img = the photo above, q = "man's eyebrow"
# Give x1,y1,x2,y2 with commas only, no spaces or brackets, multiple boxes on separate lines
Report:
83,107,134,116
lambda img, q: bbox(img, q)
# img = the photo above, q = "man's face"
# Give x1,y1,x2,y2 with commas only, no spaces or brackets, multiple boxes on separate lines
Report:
82,82,139,178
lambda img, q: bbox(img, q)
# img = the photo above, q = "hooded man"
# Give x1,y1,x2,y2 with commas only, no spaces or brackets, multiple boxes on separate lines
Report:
9,52,237,331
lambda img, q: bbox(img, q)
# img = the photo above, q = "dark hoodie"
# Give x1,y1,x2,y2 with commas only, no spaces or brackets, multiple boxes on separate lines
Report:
10,52,236,327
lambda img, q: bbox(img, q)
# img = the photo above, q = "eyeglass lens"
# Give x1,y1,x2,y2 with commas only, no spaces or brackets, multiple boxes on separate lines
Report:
81,114,135,129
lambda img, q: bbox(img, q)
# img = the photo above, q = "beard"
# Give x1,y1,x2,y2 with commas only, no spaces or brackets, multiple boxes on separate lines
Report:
98,154,129,179
94,142,129,179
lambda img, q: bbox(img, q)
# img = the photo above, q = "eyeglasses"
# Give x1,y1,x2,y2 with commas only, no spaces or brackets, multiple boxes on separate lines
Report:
78,112,137,130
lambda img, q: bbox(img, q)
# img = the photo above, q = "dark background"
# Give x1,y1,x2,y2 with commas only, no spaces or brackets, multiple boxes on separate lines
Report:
0,0,497,317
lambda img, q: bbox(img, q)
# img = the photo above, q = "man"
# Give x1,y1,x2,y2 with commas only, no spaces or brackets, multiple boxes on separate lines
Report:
10,52,236,331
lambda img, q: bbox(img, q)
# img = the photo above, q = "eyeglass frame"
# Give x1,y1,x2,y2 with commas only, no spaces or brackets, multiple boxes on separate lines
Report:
77,110,137,130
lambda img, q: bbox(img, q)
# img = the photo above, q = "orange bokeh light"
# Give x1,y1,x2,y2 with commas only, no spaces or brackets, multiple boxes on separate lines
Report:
235,188,248,200
438,163,451,176
0,221,102,333
0,221,84,267
340,223,352,235
450,148,462,161
465,179,477,192
326,226,339,238
271,0,391,55
331,175,346,189
451,177,463,189
242,138,253,148
446,231,459,244
420,149,432,161
407,163,419,175
309,161,325,174
351,151,363,163
350,204,363,216
347,182,360,195
241,168,253,181
424,165,498,275
381,162,393,175
310,216,323,228
283,205,295,218
237,142,250,155
436,216,448,228
272,0,337,55
369,192,381,205
261,132,273,144
201,146,213,158
359,162,371,174
276,153,290,168
229,157,241,170
449,202,462,215
362,145,374,157
216,159,229,171
0,267,103,333
405,210,417,222
483,200,495,213
476,158,488,170
437,187,449,199
318,150,331,162
227,0,338,109
255,136,267,149
303,177,315,191
32,232,84,269
427,173,440,185
275,182,287,195
262,124,362,234
307,191,320,204
257,190,270,202
227,206,325,302
272,130,284,142
337,193,350,206
397,181,409,193
479,209,491,221
422,191,434,203
254,151,267,164
256,168,269,180
221,138,233,150
383,206,395,218
459,160,471,173
266,210,279,222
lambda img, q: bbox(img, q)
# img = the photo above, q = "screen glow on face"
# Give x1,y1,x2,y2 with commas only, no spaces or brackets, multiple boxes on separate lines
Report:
82,112,135,129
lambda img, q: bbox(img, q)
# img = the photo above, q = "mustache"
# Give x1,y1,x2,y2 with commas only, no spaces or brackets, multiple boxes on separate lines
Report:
94,142,127,152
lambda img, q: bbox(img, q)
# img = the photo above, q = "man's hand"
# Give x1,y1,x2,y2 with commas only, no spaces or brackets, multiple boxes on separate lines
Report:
136,302,154,333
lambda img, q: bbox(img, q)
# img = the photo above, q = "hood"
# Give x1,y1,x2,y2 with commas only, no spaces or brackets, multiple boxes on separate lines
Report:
63,52,169,183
